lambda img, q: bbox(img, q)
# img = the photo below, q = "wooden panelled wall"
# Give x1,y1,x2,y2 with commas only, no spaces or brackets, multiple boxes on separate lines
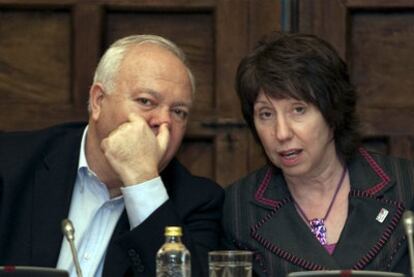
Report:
1,0,413,187
0,0,278,187
298,0,414,161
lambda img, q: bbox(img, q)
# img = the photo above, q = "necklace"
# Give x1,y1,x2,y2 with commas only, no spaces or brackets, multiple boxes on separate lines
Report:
293,167,347,245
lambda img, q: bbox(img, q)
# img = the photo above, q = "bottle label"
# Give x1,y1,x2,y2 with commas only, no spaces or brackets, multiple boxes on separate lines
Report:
156,263,191,277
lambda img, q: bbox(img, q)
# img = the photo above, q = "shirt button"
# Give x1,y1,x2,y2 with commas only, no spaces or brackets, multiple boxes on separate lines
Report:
128,249,137,256
84,253,90,260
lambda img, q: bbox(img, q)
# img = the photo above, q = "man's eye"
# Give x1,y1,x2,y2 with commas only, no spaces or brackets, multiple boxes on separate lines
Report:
136,98,153,106
172,109,188,120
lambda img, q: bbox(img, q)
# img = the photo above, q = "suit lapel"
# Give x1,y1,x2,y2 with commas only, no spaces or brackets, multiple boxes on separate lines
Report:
31,127,83,266
333,148,404,269
250,149,404,270
250,167,339,270
333,192,404,269
103,212,131,276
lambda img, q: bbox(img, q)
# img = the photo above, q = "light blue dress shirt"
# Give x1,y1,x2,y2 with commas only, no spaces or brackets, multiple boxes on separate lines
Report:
56,127,169,276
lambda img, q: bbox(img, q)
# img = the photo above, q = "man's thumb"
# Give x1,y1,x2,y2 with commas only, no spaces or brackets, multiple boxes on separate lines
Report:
157,123,170,156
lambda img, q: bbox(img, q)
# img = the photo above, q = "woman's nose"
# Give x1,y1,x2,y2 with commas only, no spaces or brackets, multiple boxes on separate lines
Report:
274,116,292,141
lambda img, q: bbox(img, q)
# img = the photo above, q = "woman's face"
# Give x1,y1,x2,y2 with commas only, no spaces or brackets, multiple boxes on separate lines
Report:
253,90,337,178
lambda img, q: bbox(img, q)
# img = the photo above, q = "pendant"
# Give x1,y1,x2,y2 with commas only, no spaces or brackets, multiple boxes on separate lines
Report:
309,218,327,245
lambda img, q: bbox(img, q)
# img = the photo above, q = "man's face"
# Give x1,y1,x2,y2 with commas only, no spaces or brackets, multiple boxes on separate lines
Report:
90,43,193,171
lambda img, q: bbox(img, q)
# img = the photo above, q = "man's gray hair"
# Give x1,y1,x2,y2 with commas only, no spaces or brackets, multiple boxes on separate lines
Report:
93,34,196,94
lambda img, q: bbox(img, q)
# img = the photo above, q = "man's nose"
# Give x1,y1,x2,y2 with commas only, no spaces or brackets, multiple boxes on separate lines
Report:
150,107,171,130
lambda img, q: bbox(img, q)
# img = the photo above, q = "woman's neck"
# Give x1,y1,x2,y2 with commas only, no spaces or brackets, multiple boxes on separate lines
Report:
285,155,345,201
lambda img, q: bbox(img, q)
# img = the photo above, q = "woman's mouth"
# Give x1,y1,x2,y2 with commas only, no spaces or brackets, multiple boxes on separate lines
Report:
278,149,303,166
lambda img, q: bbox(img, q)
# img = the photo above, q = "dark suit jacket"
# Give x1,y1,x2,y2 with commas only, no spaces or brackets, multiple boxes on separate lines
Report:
223,148,414,276
0,122,224,276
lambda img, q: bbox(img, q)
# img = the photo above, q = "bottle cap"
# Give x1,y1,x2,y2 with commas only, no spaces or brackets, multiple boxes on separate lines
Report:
165,226,182,236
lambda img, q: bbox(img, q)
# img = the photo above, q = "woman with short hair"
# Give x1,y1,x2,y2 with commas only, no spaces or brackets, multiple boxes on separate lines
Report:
222,32,414,276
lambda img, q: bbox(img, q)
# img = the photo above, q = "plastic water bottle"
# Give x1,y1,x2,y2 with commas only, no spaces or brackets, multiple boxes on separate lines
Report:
156,226,191,277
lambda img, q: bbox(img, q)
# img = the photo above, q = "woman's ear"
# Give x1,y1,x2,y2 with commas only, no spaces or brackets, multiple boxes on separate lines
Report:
89,83,106,121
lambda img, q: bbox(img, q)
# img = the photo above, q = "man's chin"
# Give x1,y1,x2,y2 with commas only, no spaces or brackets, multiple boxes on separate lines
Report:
159,146,180,172
158,157,173,172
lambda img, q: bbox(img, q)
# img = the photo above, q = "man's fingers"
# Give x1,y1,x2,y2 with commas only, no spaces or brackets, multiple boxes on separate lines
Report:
128,113,145,123
126,113,169,158
157,123,170,156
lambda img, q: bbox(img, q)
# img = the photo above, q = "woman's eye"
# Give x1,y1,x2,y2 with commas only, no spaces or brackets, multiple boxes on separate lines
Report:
259,111,273,119
293,106,306,114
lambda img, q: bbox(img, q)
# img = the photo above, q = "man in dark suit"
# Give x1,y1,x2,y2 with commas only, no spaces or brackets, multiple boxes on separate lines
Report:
0,35,224,276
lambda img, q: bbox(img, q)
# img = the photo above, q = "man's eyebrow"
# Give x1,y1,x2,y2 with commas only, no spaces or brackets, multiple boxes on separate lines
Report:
139,88,193,108
139,88,162,99
173,102,192,109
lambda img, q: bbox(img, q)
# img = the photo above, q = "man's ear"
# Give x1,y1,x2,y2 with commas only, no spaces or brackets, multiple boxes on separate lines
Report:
89,83,106,121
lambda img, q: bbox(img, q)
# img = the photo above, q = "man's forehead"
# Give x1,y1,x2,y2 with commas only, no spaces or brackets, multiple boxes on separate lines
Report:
115,44,193,100
124,43,179,62
120,45,186,76
134,87,193,107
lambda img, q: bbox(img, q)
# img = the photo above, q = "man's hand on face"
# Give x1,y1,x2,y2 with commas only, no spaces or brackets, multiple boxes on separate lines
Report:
100,113,170,186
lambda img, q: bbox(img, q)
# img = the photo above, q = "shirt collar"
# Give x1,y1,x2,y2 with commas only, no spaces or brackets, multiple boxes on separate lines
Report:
78,125,89,171
77,126,123,201
77,126,100,189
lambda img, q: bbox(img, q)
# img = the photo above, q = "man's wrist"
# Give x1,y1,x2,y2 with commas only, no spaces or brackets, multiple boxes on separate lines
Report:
121,168,159,186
